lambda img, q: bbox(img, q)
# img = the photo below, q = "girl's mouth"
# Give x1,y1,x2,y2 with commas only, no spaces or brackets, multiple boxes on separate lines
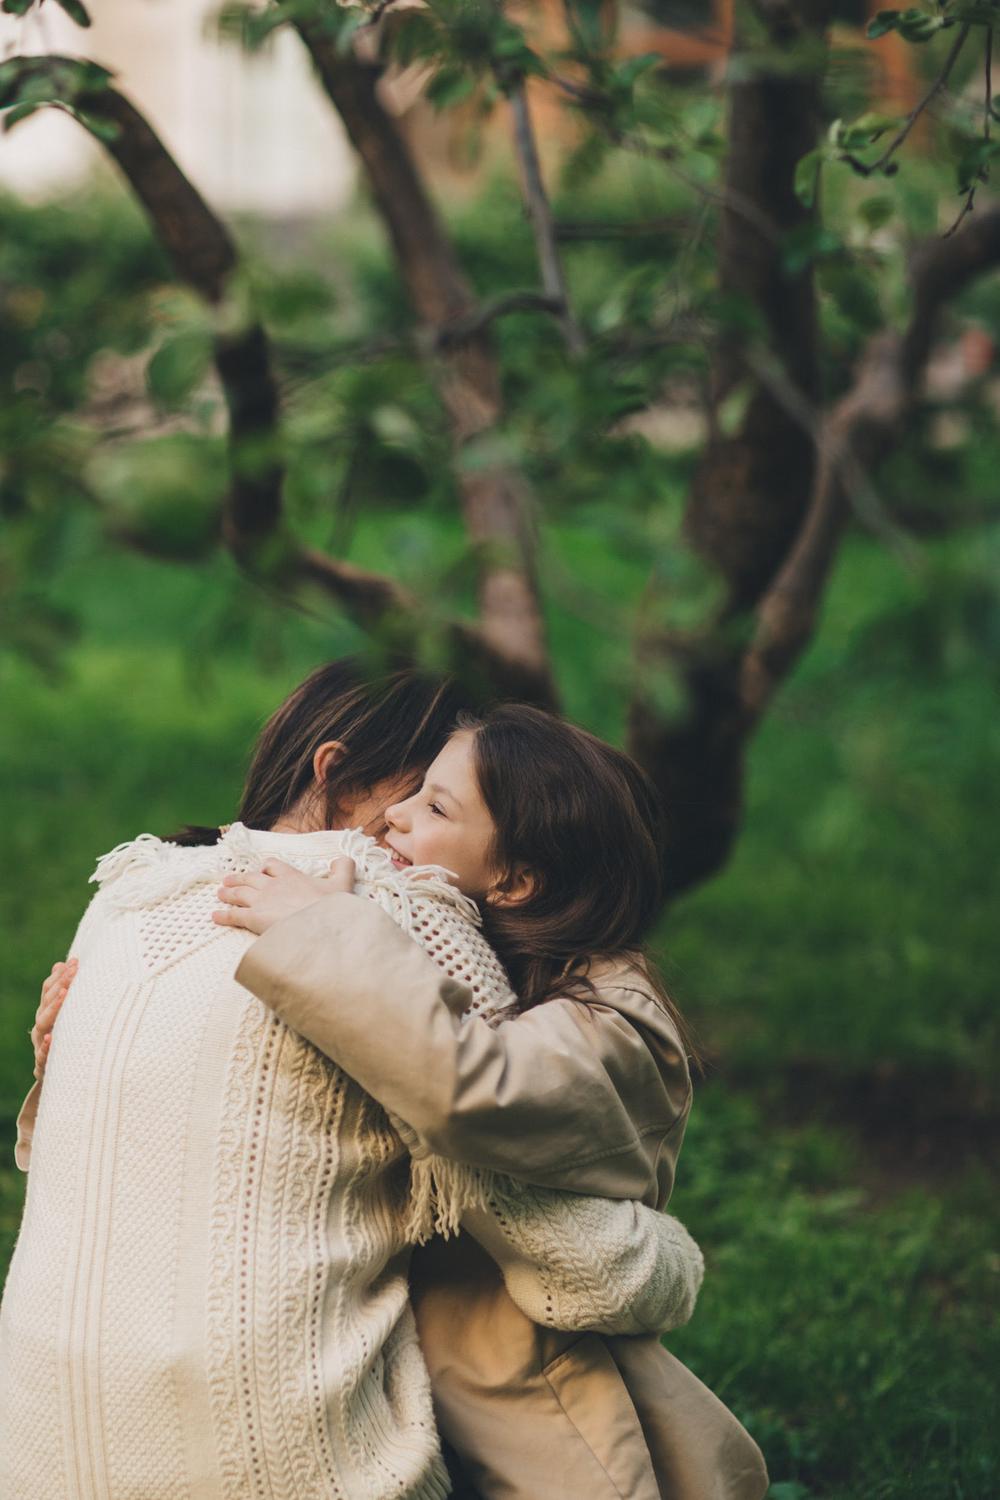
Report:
387,846,412,870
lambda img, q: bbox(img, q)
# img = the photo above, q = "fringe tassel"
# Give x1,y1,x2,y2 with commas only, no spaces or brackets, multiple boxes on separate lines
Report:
403,1155,495,1245
90,825,261,911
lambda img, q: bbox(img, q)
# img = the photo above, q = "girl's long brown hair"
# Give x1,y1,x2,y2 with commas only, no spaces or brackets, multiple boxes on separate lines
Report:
462,704,700,1065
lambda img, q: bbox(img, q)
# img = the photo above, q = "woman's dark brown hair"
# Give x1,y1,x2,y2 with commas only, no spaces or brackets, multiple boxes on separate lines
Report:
460,704,698,1063
168,659,469,845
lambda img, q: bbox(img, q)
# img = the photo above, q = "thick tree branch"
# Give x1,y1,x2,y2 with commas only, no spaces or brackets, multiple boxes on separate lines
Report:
293,22,556,702
0,53,541,695
741,206,1000,720
0,55,284,550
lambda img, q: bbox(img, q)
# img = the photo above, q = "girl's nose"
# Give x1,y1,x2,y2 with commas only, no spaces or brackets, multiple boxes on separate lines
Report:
385,799,408,831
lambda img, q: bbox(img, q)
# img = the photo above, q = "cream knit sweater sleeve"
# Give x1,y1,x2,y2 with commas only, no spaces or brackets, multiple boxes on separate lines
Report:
462,1188,704,1336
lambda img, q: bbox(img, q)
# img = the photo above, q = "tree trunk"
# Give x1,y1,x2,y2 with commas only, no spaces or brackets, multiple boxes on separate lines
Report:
629,0,829,897
296,30,556,703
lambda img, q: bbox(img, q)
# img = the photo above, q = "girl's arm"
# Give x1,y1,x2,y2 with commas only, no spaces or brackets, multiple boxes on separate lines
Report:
235,890,691,1204
464,1187,704,1336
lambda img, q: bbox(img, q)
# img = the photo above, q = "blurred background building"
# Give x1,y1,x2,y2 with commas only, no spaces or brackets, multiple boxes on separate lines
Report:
1,0,918,216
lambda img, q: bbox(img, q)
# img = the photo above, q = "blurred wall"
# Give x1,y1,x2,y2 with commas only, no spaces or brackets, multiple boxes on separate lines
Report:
0,0,357,214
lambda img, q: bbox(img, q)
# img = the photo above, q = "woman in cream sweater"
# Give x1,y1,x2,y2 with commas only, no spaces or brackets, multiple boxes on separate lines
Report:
3,664,762,1500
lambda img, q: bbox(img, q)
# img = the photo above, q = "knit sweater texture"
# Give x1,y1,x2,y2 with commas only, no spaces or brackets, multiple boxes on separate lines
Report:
0,824,702,1500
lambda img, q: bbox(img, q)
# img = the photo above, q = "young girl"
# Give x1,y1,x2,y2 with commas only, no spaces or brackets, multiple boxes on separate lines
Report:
215,703,769,1499
7,669,767,1500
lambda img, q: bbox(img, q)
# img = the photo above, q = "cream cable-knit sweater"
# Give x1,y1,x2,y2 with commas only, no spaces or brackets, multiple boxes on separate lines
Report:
1,824,702,1500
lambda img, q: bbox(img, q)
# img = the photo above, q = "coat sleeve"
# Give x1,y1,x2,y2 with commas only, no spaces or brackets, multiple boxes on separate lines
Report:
235,892,691,1203
461,1188,704,1336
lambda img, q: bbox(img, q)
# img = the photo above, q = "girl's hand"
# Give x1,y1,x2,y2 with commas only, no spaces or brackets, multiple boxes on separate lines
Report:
31,959,77,1081
213,859,338,937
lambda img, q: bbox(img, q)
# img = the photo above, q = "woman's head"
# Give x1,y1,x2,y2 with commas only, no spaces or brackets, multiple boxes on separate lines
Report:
383,704,666,1010
168,659,471,846
238,660,471,836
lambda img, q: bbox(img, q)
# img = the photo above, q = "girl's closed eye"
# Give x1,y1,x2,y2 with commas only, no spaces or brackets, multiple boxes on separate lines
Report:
429,803,447,817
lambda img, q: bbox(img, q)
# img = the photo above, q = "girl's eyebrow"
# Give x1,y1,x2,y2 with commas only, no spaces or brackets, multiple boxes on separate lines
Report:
428,782,462,810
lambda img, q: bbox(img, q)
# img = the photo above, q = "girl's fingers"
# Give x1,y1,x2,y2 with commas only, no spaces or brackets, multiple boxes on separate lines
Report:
212,906,256,931
220,872,267,890
215,884,253,907
35,1003,61,1034
328,856,356,893
212,904,249,924
35,986,69,1031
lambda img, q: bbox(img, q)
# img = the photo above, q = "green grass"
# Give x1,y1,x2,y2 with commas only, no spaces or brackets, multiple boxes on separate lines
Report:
667,1084,999,1500
1,517,997,1496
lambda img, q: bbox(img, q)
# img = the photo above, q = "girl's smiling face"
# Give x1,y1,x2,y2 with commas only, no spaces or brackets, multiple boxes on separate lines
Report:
383,730,500,899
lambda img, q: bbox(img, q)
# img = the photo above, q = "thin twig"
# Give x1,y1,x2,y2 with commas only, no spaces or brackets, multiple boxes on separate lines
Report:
546,70,784,246
845,23,972,178
945,27,993,237
276,289,571,374
614,124,783,247
507,81,586,355
431,290,566,348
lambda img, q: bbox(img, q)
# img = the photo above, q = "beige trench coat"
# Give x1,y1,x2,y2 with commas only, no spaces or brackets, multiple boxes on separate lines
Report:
237,895,769,1500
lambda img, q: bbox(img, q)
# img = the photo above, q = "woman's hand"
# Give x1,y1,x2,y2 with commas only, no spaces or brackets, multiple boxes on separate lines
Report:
31,959,77,1081
213,856,356,937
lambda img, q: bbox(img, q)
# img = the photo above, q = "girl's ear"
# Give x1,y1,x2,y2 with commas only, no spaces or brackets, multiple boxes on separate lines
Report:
490,864,538,909
313,739,348,786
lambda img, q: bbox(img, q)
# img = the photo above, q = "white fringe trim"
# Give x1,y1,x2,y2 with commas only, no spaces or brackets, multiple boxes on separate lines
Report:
90,823,482,928
403,1154,495,1245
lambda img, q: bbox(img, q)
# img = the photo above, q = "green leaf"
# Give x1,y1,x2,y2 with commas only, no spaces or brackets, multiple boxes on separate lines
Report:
794,147,825,207
53,0,91,25
857,195,893,229
1,100,40,132
613,52,662,90
213,2,290,52
389,11,441,68
1,0,35,17
866,9,902,37
867,4,944,40
334,8,367,58
147,329,214,408
75,110,121,144
818,262,884,334
858,194,895,230
426,67,477,112
897,8,946,40
956,136,1000,192
782,223,844,274
837,112,899,150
